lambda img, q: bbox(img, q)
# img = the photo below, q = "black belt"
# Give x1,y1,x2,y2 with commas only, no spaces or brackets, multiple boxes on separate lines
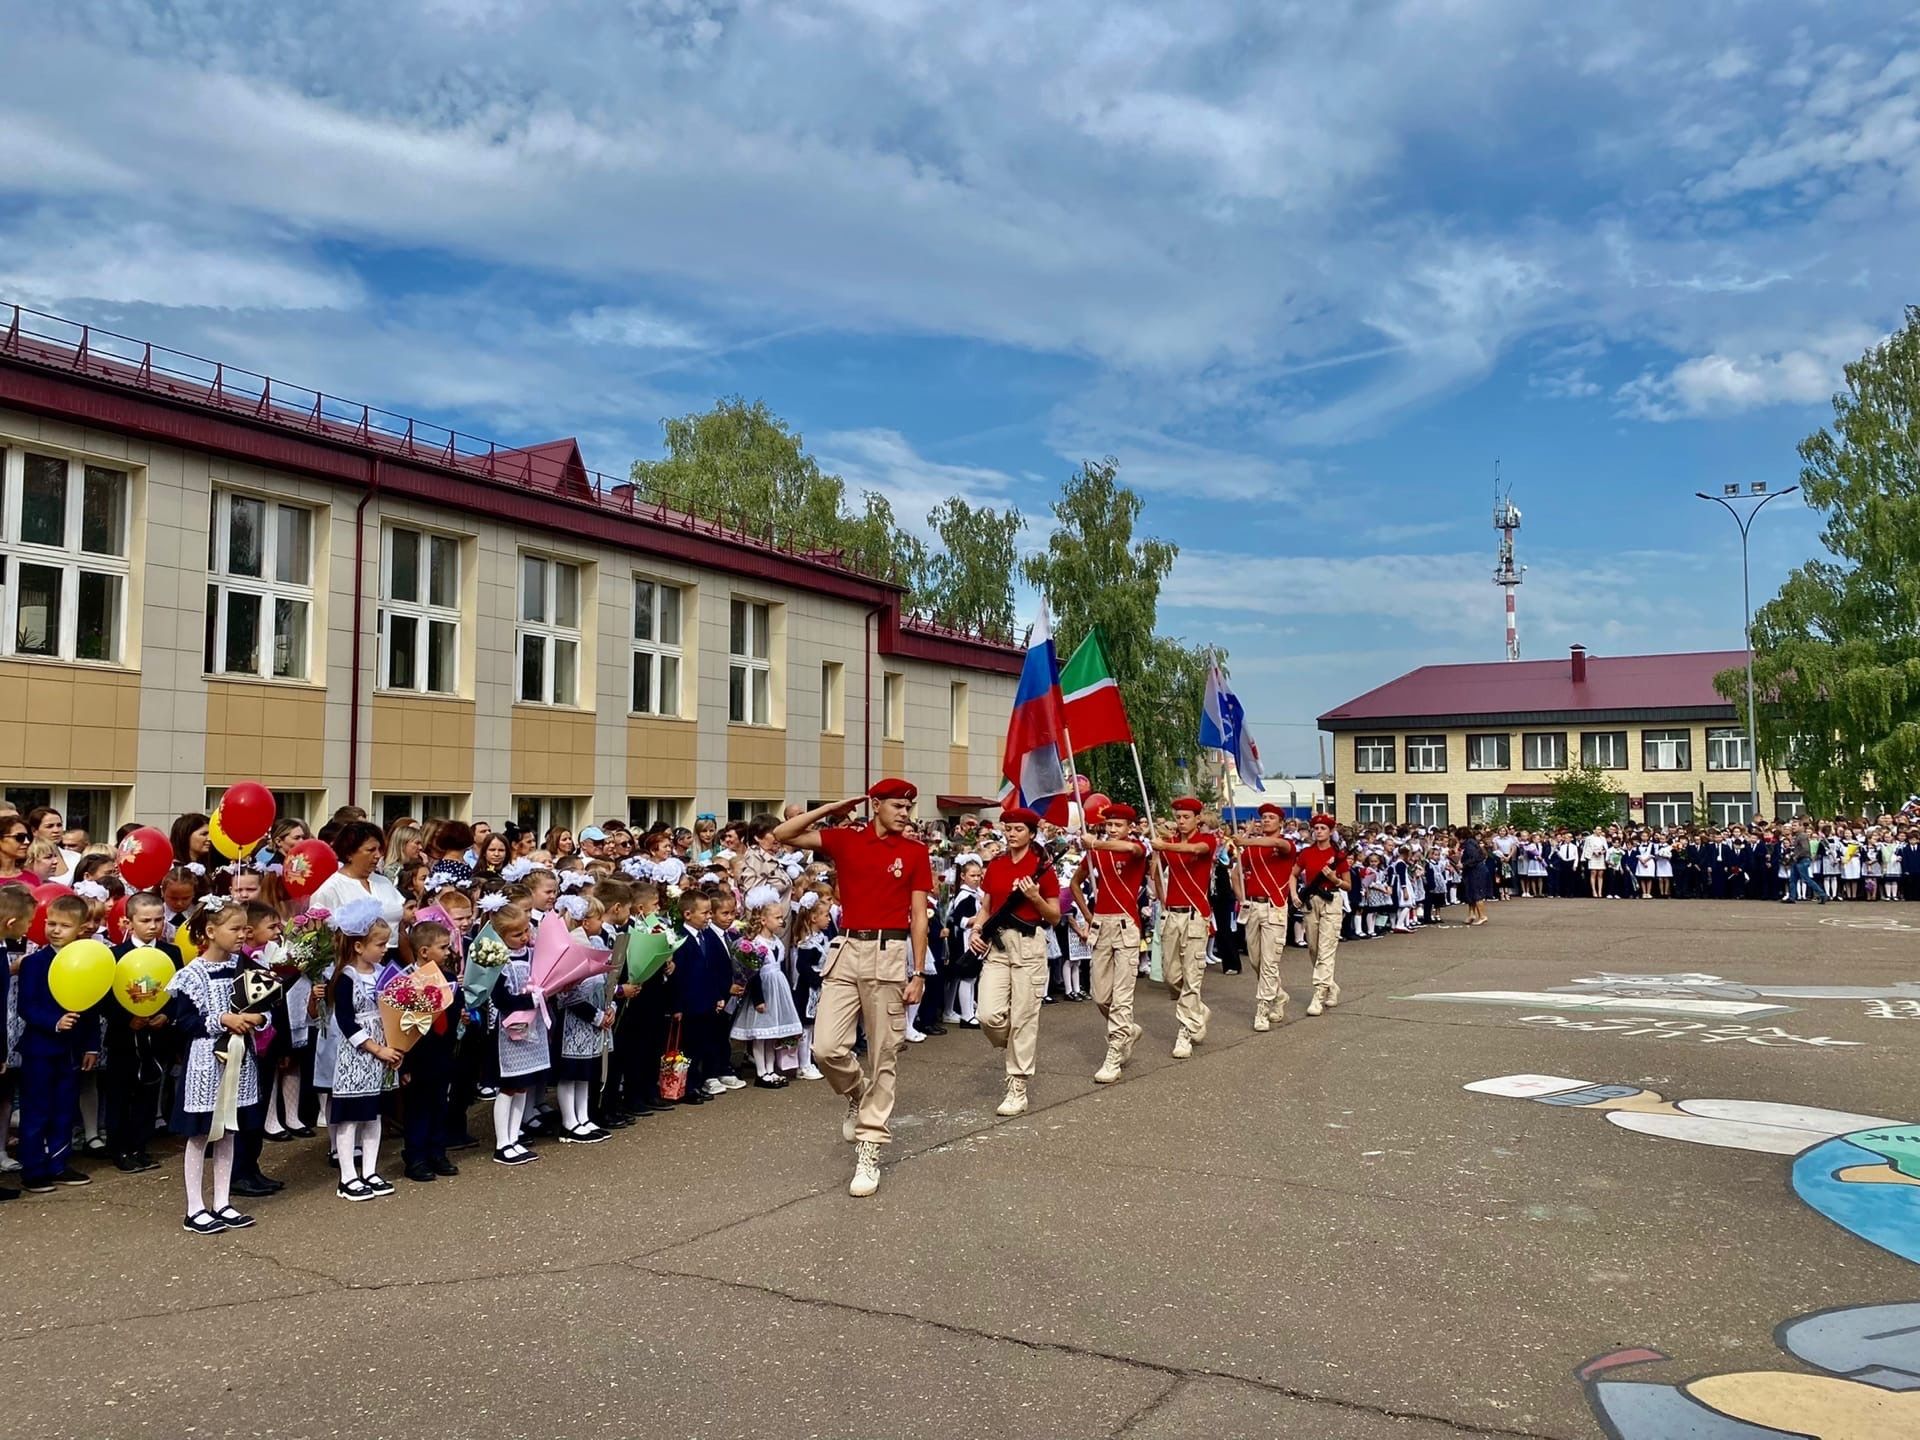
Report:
1162,905,1199,913
845,928,910,942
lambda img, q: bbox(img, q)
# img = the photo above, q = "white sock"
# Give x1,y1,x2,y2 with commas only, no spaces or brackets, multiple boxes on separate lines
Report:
360,1118,381,1178
334,1121,360,1184
753,1039,774,1076
493,1093,515,1150
904,1001,920,1031
184,1135,208,1214
559,1084,580,1131
211,1137,234,1210
510,1092,528,1146
799,1028,813,1070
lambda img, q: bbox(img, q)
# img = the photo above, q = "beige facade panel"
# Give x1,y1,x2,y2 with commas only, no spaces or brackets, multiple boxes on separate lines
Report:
727,724,787,802
1,659,140,783
205,680,327,789
627,716,698,795
511,705,597,795
371,694,477,793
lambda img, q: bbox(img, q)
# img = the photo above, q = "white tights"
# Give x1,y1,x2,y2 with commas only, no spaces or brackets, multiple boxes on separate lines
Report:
946,978,977,1022
264,1070,302,1134
184,1134,234,1214
493,1091,528,1151
330,1118,381,1183
557,1080,593,1132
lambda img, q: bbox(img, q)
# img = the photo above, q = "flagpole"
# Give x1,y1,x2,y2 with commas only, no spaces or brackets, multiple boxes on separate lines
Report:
1060,717,1086,834
1128,742,1156,831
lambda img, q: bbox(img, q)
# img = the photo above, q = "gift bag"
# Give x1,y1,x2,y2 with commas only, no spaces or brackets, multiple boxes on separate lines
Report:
658,1017,690,1102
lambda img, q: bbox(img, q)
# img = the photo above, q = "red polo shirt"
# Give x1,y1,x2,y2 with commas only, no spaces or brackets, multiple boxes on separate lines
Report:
983,848,1060,926
1295,843,1350,893
1243,838,1295,902
1160,831,1217,910
817,823,932,930
1091,844,1148,923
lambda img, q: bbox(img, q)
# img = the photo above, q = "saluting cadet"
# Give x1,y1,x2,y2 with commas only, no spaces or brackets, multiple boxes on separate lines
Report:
973,807,1061,1115
1072,803,1148,1084
774,779,932,1199
1239,803,1297,1031
1156,797,1216,1058
1289,814,1351,1016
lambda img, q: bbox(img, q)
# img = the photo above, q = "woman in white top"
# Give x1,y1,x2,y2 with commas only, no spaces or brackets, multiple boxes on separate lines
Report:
311,820,407,946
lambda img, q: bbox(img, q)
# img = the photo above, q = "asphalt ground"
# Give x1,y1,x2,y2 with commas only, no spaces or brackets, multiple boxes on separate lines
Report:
4,897,1919,1439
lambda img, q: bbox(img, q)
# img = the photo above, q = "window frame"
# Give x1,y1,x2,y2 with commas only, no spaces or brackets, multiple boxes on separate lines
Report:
203,488,315,682
950,681,969,746
1705,726,1752,773
883,671,906,742
1353,736,1396,774
1466,794,1508,823
820,661,844,735
377,523,462,696
1404,735,1448,774
727,597,772,726
2,784,117,839
726,797,780,824
1774,792,1806,821
1580,730,1629,770
629,576,685,717
373,792,463,832
1405,793,1450,828
627,796,689,831
1354,793,1396,824
1521,731,1567,771
1465,733,1511,772
516,553,584,707
1643,792,1695,827
1,446,134,665
1641,728,1693,772
512,794,580,836
1708,791,1755,828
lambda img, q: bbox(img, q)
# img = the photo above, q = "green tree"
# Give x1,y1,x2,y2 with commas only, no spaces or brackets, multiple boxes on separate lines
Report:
1723,310,1920,814
920,497,1022,641
1544,763,1626,835
1022,458,1204,808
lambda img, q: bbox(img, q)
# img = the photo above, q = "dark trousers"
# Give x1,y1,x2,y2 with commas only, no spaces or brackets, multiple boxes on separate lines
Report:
103,1038,161,1159
19,1051,78,1183
401,1026,455,1164
234,1096,269,1180
684,1011,730,1088
918,970,946,1023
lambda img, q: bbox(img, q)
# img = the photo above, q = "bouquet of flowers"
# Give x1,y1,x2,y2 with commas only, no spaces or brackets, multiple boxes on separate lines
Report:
379,961,453,1054
283,909,337,983
658,1017,690,1101
461,929,511,1011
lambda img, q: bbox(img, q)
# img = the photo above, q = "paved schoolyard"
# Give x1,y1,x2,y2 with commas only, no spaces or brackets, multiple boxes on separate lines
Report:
5,898,1919,1438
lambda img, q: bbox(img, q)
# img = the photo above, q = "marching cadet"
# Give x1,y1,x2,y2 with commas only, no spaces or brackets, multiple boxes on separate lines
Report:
1238,802,1297,1030
1071,802,1147,1084
972,807,1061,1116
774,779,932,1199
1155,797,1217,1058
1289,814,1351,1016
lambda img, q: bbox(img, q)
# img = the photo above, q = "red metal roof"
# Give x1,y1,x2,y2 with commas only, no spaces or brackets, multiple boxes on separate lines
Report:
1319,649,1749,727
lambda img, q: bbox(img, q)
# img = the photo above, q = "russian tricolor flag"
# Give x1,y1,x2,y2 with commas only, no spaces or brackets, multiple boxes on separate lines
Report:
999,602,1070,811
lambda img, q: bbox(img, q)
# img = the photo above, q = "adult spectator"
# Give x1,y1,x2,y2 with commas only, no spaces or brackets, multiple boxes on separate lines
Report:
383,824,423,882
311,820,406,943
169,812,213,872
0,814,31,883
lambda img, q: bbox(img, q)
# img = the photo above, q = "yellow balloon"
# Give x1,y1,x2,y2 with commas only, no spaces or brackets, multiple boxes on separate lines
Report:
114,946,175,1017
49,938,116,1013
174,926,199,965
208,808,242,861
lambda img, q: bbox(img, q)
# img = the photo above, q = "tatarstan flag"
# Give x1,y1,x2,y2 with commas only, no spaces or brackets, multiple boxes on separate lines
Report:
1059,629,1133,749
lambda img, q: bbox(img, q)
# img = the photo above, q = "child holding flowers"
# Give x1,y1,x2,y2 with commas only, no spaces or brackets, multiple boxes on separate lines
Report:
329,898,402,1201
162,896,262,1234
488,903,545,1166
730,885,801,1087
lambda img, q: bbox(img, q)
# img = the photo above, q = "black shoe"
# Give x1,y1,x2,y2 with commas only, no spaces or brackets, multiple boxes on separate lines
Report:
0,1185,17,1201
114,1155,147,1173
22,1179,55,1194
337,1178,375,1201
264,1130,297,1143
289,1126,318,1139
430,1156,459,1177
404,1163,437,1183
229,1178,275,1198
364,1173,396,1196
184,1209,227,1234
919,1023,947,1036
54,1168,91,1187
213,1205,256,1230
608,1113,636,1128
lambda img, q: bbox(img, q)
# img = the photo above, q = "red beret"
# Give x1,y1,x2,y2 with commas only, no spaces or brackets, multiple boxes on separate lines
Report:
1102,803,1138,821
868,778,917,801
1258,803,1285,818
1311,813,1337,828
1000,806,1041,829
1171,797,1204,814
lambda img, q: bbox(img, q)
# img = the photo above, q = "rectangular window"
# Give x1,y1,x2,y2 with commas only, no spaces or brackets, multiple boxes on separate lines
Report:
1355,793,1396,824
374,793,462,833
630,577,684,716
950,681,969,745
1467,794,1508,823
627,796,689,831
517,554,583,706
820,661,844,735
1580,731,1629,769
727,797,780,824
1354,736,1395,773
1405,793,1450,828
1706,726,1752,772
1644,792,1695,827
1641,728,1692,771
1522,732,1567,771
1465,734,1511,771
1405,735,1448,773
728,597,771,725
1708,791,1755,828
205,490,314,681
1,449,132,663
883,671,906,741
379,525,461,694
4,785,116,841
512,795,579,837
1775,792,1806,821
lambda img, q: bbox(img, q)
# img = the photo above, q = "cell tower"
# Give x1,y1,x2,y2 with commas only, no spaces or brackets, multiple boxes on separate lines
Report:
1492,470,1524,661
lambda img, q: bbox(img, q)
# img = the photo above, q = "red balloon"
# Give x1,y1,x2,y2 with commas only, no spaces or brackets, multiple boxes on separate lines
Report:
281,837,338,900
116,826,174,891
27,882,71,945
1086,793,1112,819
30,881,70,904
219,782,277,846
1073,774,1093,799
105,894,129,945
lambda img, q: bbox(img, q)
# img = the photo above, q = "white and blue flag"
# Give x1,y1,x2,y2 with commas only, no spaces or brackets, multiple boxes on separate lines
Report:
1198,663,1263,792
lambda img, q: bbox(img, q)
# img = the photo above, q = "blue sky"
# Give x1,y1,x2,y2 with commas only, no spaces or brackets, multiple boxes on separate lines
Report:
3,2,1914,772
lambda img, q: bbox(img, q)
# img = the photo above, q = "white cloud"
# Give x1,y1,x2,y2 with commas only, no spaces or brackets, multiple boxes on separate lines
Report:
566,305,705,351
1617,327,1879,420
815,427,1026,542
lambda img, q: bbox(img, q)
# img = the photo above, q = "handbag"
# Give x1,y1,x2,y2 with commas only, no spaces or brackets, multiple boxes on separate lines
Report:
658,1016,690,1102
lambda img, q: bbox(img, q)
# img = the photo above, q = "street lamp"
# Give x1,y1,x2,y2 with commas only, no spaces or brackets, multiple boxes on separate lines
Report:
1695,482,1799,823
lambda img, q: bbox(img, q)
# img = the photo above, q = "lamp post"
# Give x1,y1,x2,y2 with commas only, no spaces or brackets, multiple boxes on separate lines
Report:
1695,482,1799,824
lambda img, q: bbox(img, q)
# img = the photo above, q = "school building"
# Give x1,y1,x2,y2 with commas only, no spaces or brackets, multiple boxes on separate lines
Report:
0,305,1019,838
1317,645,1804,830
